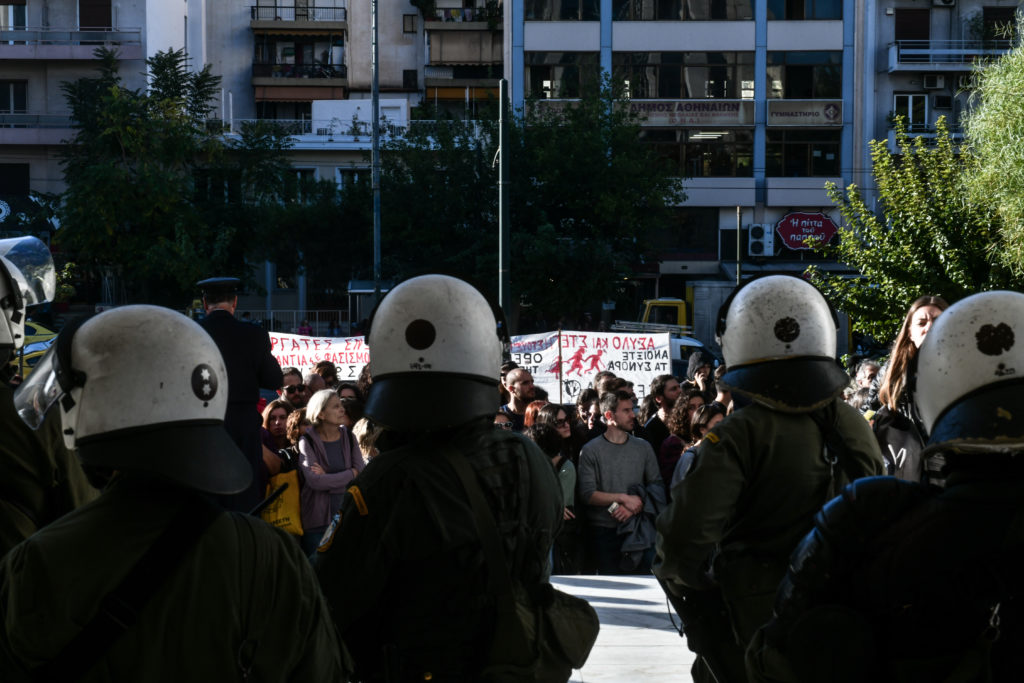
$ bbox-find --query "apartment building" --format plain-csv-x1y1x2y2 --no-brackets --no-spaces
504,0,859,300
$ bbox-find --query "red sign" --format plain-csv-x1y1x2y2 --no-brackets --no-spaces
775,212,839,251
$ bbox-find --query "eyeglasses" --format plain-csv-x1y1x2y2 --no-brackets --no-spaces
494,422,514,430
284,384,306,394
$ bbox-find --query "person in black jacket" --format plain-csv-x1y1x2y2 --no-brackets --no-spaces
197,277,283,512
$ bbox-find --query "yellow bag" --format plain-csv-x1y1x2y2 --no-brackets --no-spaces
260,471,304,536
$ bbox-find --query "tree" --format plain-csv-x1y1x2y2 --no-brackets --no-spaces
365,76,685,326
51,48,300,306
809,117,1013,341
962,28,1024,276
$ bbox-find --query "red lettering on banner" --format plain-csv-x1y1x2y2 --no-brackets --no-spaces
611,337,622,350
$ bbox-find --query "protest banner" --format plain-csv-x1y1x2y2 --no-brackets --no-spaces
510,330,671,404
270,332,369,381
270,329,670,404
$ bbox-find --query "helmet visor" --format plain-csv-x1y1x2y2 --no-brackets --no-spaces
0,236,56,306
13,344,64,429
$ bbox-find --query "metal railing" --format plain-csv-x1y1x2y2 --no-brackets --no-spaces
250,5,347,21
0,26,142,45
237,309,351,336
252,62,347,79
889,39,1011,67
0,113,73,127
229,117,406,138
429,6,502,22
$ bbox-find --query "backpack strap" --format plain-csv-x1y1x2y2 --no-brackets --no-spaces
32,495,222,682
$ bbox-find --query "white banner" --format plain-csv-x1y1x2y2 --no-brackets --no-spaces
269,332,370,381
510,330,672,404
269,329,671,404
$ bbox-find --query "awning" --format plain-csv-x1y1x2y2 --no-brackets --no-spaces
255,85,347,101
426,86,499,100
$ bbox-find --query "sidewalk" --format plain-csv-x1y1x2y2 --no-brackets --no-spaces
551,575,696,682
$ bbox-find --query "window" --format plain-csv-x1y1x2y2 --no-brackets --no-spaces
403,69,418,89
767,51,841,99
613,0,752,21
525,0,599,21
0,4,27,31
649,208,719,259
525,52,600,98
0,81,26,114
613,52,754,99
336,167,367,189
894,9,929,42
767,0,841,20
765,129,840,176
639,128,753,177
403,13,417,32
893,93,928,131
0,163,29,196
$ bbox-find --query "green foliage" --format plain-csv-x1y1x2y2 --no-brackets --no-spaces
50,48,314,305
362,76,685,324
810,116,1013,341
963,27,1024,276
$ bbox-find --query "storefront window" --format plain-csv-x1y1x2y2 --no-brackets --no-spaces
525,53,601,98
525,0,600,21
639,128,753,177
613,0,752,21
614,52,754,99
765,129,841,176
767,0,842,20
767,51,841,99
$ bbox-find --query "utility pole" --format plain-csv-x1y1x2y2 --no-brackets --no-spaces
736,205,742,285
498,79,511,320
371,0,382,303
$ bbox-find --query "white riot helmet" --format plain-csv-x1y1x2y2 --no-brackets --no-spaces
716,275,848,412
916,291,1024,457
365,274,504,431
14,305,251,494
0,236,56,354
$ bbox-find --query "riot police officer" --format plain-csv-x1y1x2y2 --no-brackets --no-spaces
0,236,95,556
315,274,563,681
2,305,347,681
654,275,883,682
748,290,1024,682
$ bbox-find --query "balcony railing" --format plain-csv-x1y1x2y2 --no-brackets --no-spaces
428,5,502,22
0,113,74,127
887,125,964,152
252,62,347,79
888,39,1011,71
0,26,142,45
250,5,347,21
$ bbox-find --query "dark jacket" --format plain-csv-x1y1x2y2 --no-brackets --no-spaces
316,419,562,682
199,309,283,511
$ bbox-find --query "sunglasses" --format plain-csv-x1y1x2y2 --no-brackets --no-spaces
555,418,569,427
494,421,515,430
284,384,307,394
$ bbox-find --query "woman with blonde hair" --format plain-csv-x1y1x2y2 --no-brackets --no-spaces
871,295,949,483
298,389,364,554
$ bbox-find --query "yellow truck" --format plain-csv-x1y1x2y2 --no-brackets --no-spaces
612,298,719,377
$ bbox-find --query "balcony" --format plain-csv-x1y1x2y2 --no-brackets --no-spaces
250,5,347,30
252,63,348,100
887,40,1011,72
226,118,409,150
0,114,74,144
886,125,964,154
426,5,502,29
0,27,143,60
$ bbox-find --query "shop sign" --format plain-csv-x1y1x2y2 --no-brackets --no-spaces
775,212,839,250
630,100,755,127
767,100,843,126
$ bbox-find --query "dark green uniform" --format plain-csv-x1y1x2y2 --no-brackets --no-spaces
316,419,562,682
0,382,97,557
0,475,346,682
655,398,883,678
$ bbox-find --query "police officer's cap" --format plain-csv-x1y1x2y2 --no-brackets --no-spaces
197,277,241,299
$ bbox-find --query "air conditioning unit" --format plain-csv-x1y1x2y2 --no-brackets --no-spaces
934,94,953,109
932,0,955,7
923,74,945,89
748,224,774,257
957,74,974,90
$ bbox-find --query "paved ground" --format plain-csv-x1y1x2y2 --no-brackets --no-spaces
551,575,696,682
